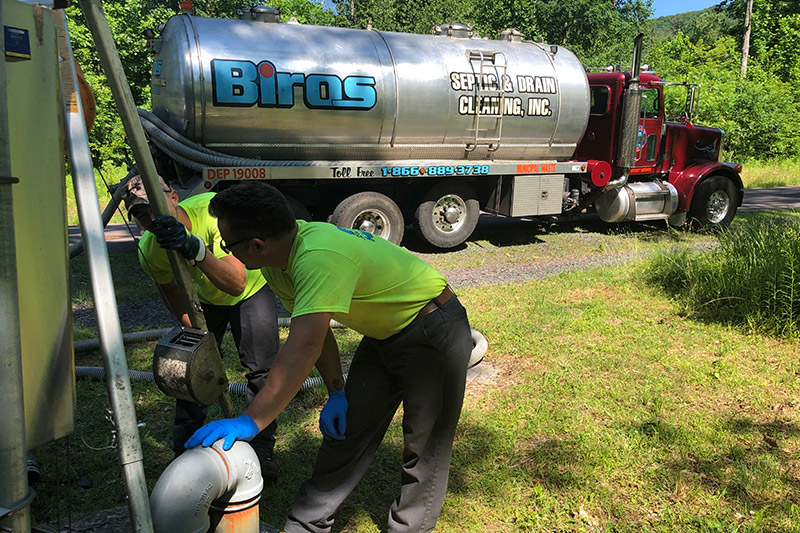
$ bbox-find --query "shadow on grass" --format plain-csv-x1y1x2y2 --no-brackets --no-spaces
647,415,800,509
265,415,583,532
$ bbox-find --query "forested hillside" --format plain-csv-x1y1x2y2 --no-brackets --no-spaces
67,0,799,164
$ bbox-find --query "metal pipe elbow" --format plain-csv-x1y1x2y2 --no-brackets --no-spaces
150,441,263,533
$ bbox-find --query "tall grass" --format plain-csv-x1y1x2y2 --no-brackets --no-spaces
738,158,800,189
645,214,800,338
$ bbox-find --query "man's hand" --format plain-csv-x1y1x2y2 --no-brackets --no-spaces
319,391,347,441
151,215,206,263
185,413,260,450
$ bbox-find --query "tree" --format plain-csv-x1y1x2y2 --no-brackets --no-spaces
334,0,652,66
646,29,800,160
720,0,800,81
740,0,752,77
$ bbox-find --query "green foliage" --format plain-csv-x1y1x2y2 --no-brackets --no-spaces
721,0,800,81
649,6,736,43
645,214,800,338
333,0,652,66
66,0,175,165
646,28,800,160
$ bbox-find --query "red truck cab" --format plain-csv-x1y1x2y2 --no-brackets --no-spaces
576,71,743,228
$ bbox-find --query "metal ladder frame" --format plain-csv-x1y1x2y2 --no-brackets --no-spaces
465,50,508,152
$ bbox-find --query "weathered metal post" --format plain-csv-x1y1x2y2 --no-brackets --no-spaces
55,10,154,532
0,1,32,529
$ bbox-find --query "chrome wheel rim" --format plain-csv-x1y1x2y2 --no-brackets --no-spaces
431,194,467,233
706,190,730,224
353,209,391,237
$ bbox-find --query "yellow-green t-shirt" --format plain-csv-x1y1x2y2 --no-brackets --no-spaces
262,221,447,340
137,192,266,306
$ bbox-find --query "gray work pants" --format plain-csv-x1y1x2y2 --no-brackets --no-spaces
285,295,472,533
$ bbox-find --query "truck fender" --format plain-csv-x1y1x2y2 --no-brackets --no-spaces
668,162,743,213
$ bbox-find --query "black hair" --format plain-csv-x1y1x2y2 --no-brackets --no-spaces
209,182,297,240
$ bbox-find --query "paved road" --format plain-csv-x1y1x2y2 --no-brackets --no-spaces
737,185,800,213
68,186,800,255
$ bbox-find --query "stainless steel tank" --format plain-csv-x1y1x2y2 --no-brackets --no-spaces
151,14,590,161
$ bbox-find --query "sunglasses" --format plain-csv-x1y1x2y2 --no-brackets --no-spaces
221,235,261,254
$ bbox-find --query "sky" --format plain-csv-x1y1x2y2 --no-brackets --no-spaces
650,0,722,18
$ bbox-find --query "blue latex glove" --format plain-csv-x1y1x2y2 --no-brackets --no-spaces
151,215,206,262
185,413,260,450
319,391,347,441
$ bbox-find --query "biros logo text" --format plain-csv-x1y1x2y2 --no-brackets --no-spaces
211,59,377,110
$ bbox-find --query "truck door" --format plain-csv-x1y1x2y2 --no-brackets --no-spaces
634,86,663,170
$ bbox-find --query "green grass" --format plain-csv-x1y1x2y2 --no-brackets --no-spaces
645,212,800,339
739,159,800,189
35,214,800,531
66,163,131,225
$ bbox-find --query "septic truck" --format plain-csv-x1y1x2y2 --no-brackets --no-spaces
140,5,742,249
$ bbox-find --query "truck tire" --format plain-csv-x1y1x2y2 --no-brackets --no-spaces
330,192,405,245
414,180,479,249
689,175,738,230
284,194,312,221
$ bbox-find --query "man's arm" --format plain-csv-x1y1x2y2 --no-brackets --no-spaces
194,252,247,296
149,215,247,296
158,281,191,327
316,327,345,393
244,312,335,431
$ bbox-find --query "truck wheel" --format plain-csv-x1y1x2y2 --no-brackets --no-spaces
414,180,479,249
284,194,312,221
330,192,405,245
689,175,738,230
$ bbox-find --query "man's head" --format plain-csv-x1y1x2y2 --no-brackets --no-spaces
208,182,297,269
123,175,178,230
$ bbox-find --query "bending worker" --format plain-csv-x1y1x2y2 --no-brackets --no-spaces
186,181,473,532
123,175,280,479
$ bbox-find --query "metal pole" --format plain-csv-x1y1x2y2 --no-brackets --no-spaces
76,0,236,418
0,0,32,529
55,11,154,533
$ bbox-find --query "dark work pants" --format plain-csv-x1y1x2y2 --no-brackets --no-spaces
285,296,472,533
172,284,280,454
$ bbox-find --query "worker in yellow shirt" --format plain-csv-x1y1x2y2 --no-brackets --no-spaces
186,181,472,532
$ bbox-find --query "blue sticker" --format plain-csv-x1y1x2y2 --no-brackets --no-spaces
4,26,31,60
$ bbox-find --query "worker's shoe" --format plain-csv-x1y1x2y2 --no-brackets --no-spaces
253,447,281,481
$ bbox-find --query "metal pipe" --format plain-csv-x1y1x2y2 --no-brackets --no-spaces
77,0,236,419
605,33,644,192
55,11,154,532
150,441,263,533
0,2,31,526
76,365,348,395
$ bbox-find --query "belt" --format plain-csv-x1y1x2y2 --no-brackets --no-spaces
413,286,455,323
